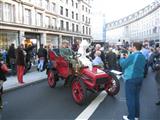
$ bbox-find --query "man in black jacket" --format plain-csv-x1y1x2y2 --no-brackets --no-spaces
8,43,16,75
37,44,47,72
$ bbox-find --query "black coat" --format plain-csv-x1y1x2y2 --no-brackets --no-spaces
8,46,16,59
16,48,25,66
106,51,117,70
155,70,160,84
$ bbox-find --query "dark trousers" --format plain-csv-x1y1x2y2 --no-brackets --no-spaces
125,78,143,120
144,60,148,77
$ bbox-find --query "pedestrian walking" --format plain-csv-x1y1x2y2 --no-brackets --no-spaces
120,42,146,120
37,44,47,72
16,44,26,84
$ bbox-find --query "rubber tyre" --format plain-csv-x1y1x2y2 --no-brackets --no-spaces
48,70,57,88
105,74,120,96
72,77,87,105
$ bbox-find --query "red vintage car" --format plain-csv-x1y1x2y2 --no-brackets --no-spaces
47,49,120,105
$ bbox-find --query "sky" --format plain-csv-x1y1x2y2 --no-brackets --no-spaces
91,0,157,40
92,0,156,23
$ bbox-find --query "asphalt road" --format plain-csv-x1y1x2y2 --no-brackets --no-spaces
2,70,160,120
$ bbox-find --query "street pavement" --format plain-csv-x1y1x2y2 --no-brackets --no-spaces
3,70,47,92
1,69,160,120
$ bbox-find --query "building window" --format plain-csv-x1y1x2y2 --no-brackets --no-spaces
71,0,74,7
86,26,88,35
88,9,90,13
0,31,18,49
82,15,84,22
76,13,78,20
45,16,50,28
36,13,42,26
44,0,49,11
66,9,68,17
89,28,91,35
51,2,56,12
4,3,15,22
86,7,87,12
72,23,75,32
82,5,84,10
72,11,74,19
51,18,56,28
60,20,64,30
86,16,87,23
66,21,69,31
88,18,90,24
24,8,31,25
76,3,78,8
76,24,79,32
66,0,68,4
60,6,63,15
83,26,85,34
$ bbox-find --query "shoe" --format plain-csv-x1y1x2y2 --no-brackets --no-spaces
37,68,39,71
123,116,139,120
19,82,25,84
123,116,129,120
135,118,139,120
156,101,160,105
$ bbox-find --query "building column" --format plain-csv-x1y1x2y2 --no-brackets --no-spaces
58,34,62,48
72,36,75,44
19,31,25,45
41,33,46,45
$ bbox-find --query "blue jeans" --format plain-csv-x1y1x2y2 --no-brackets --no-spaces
125,78,143,120
38,59,44,71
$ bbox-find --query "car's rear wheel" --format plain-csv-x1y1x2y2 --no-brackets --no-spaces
48,70,57,88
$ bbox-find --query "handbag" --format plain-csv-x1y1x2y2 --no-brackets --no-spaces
0,63,9,73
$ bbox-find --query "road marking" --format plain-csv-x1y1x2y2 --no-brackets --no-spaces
75,90,107,120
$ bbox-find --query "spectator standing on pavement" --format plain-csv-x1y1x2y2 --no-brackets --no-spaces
120,42,146,120
37,44,47,72
141,44,150,78
16,44,26,84
0,57,8,109
154,47,160,105
155,69,160,105
1,49,7,63
8,43,16,75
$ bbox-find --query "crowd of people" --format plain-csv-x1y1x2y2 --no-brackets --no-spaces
0,40,160,119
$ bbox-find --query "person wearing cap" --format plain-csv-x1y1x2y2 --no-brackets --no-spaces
60,40,73,60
